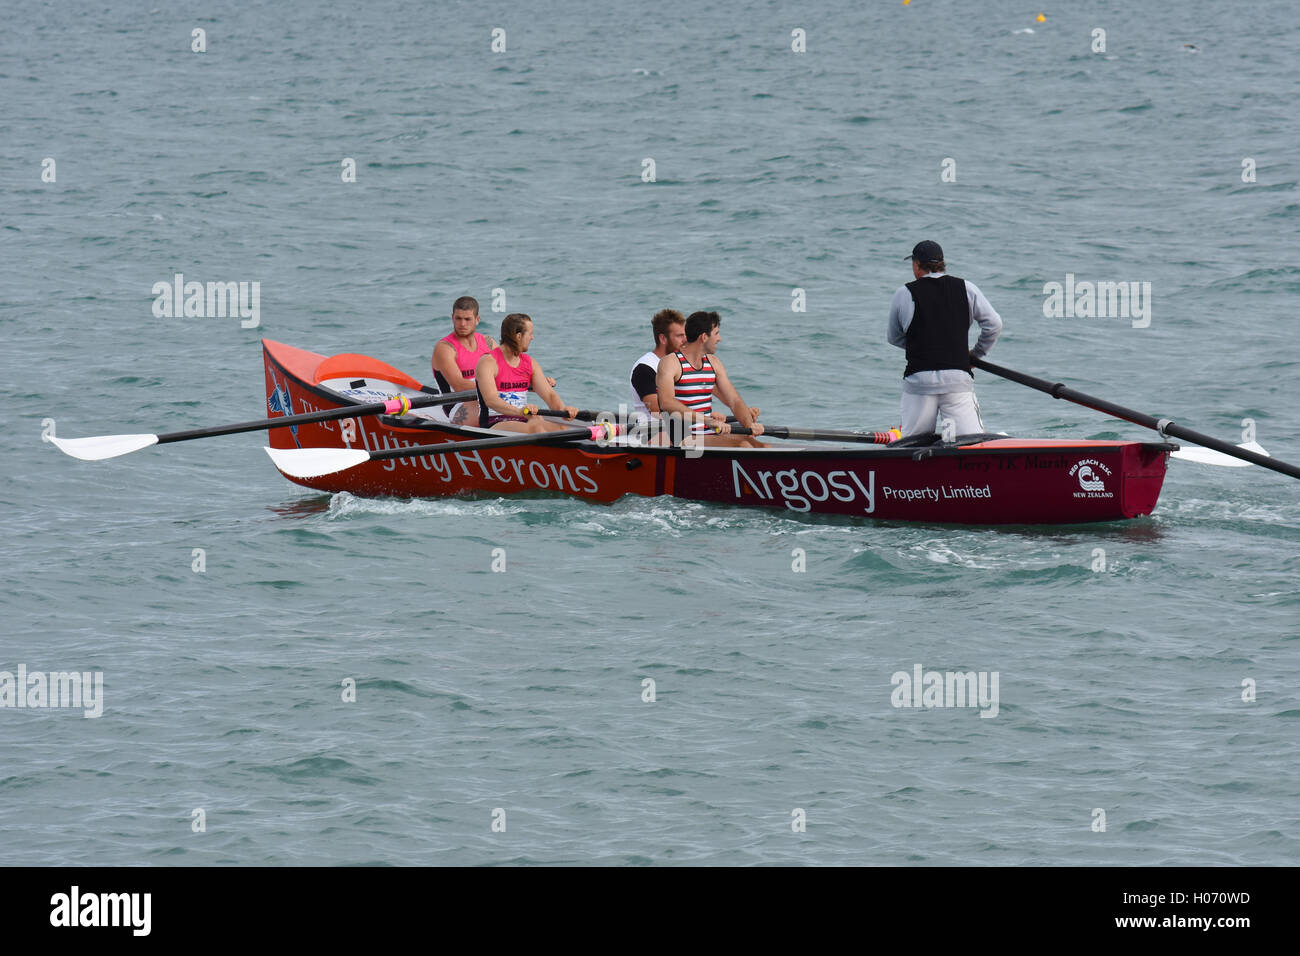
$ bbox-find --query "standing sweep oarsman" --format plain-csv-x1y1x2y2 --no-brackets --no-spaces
887,240,1002,438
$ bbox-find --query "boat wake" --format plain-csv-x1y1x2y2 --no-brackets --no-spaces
1159,495,1300,529
324,491,531,520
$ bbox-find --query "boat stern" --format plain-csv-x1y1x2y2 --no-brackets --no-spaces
1118,441,1172,518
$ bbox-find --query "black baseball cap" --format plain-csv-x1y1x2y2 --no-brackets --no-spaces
906,240,944,262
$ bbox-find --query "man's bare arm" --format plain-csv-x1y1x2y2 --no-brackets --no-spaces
656,354,697,419
531,361,576,418
434,341,472,391
710,356,761,432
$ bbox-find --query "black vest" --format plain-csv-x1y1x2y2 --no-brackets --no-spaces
903,275,972,378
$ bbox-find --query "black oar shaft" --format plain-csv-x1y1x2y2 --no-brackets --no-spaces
155,390,474,445
365,425,599,461
728,425,898,444
530,409,599,421
973,357,1300,481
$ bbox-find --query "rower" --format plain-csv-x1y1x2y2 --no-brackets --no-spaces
432,296,495,424
887,240,1002,438
629,309,687,419
474,313,579,433
655,310,764,448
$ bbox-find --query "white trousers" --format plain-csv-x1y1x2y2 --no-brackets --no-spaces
900,391,985,438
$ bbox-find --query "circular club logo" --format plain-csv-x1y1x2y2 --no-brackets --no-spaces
1069,458,1114,498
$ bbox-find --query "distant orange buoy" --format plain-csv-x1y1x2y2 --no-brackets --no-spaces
1036,13,1046,22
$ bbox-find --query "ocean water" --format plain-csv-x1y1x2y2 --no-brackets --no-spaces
2,0,1298,865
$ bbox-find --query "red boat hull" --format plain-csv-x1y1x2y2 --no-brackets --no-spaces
263,339,1171,524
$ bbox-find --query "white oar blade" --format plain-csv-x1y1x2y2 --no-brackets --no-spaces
264,446,371,479
1171,441,1270,468
49,433,159,461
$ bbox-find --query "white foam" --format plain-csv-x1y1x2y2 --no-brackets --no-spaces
324,492,529,520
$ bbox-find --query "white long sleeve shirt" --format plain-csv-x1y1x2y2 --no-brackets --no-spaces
887,272,1002,395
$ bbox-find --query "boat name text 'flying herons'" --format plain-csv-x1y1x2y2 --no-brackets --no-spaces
353,414,600,491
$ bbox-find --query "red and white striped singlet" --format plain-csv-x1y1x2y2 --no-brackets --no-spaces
674,350,715,434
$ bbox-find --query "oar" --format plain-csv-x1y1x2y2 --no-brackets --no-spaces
264,423,624,479
50,390,475,461
971,357,1300,481
726,425,902,444
1166,442,1270,468
527,408,601,422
